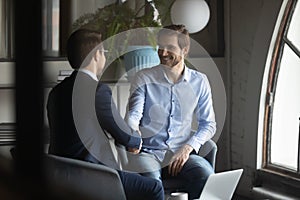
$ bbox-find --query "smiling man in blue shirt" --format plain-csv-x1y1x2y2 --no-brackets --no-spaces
126,25,216,199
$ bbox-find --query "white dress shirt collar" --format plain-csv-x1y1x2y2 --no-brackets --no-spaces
79,69,98,81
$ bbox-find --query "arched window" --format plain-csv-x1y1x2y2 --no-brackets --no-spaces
260,0,300,193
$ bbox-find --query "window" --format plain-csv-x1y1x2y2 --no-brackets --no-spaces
0,0,14,60
0,0,70,60
261,0,300,190
42,0,60,57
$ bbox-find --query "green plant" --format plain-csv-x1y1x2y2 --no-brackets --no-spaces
72,1,162,44
72,1,168,78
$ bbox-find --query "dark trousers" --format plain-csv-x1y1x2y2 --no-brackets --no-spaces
141,153,214,200
118,170,164,200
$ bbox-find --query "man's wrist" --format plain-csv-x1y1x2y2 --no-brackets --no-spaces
183,144,193,153
186,139,202,153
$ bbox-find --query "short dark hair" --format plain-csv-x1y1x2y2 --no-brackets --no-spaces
67,29,102,69
157,24,190,53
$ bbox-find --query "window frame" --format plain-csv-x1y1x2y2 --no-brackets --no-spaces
42,0,71,60
258,0,300,193
0,0,14,61
42,0,60,57
0,0,71,61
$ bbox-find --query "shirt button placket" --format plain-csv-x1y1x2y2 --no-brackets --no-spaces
168,85,173,136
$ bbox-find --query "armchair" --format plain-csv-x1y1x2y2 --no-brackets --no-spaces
43,139,217,200
44,154,126,200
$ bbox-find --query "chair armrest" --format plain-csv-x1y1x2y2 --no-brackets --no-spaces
103,130,129,169
198,139,217,170
45,154,126,200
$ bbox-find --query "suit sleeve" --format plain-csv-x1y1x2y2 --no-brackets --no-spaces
95,84,141,148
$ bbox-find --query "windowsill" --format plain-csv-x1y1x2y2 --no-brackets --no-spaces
253,169,300,199
252,186,300,200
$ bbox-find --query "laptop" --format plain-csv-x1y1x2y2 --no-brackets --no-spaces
197,169,243,200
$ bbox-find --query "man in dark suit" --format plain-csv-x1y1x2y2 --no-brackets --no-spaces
47,29,164,200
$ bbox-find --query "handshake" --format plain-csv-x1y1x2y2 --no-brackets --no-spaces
127,129,142,154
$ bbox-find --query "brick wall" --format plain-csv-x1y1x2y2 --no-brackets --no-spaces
226,0,283,196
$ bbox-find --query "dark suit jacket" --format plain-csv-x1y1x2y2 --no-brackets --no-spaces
47,71,141,164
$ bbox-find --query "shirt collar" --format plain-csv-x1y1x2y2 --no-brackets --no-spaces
159,64,191,83
79,69,98,81
182,65,191,82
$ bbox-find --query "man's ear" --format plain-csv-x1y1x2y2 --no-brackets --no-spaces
94,50,100,62
182,47,188,57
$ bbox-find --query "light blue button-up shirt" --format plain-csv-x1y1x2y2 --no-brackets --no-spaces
126,65,216,161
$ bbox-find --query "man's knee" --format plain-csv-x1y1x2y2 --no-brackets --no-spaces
153,179,163,189
141,178,164,200
141,170,162,182
184,155,214,179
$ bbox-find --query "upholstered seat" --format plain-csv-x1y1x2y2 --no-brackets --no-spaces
44,154,126,200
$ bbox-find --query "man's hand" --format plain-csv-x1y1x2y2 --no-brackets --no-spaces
168,144,193,176
128,147,140,154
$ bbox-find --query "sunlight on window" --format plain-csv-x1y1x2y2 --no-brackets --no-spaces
52,0,59,51
42,0,59,56
0,0,6,58
270,44,300,170
287,1,300,51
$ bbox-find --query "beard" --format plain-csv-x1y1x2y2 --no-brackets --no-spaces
159,54,181,68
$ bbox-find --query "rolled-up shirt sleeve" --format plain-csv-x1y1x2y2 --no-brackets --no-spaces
187,75,216,153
